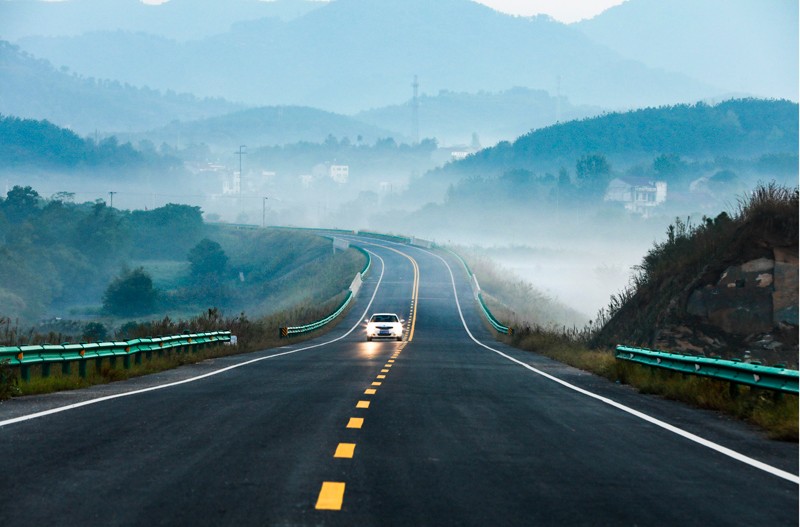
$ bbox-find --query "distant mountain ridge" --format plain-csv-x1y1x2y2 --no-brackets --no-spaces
0,41,241,134
354,87,603,147
449,99,799,176
15,0,717,113
0,0,324,41
135,106,401,151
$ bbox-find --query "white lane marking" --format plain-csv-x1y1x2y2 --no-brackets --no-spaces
427,249,799,485
0,251,387,429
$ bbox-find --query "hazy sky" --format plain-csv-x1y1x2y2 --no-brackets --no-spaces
137,0,628,24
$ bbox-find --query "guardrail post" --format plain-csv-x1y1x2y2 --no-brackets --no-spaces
20,365,30,382
95,357,103,374
62,362,71,376
109,356,117,370
79,360,87,378
729,382,739,399
123,355,131,370
41,363,51,379
135,352,142,365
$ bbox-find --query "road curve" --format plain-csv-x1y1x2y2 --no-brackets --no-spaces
0,236,796,526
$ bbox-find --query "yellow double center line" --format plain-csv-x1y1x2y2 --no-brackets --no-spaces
315,246,420,512
389,245,419,343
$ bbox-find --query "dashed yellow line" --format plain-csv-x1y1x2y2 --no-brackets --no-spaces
334,443,356,459
380,246,419,342
315,482,346,510
316,245,419,514
347,417,364,429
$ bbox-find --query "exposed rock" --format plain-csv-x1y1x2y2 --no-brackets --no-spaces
773,247,799,326
689,261,776,334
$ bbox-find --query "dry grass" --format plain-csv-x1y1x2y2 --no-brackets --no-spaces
3,295,356,398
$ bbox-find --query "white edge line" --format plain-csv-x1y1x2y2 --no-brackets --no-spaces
427,248,800,486
0,250,387,429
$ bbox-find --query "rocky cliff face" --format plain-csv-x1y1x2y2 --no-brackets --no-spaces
593,184,798,368
656,247,798,365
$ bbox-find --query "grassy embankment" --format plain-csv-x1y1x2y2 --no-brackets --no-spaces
0,231,366,399
462,183,798,440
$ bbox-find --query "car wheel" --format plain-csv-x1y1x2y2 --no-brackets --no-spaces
367,337,372,341
397,336,402,341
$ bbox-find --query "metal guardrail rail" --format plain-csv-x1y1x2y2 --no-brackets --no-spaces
280,246,371,338
281,291,354,337
477,293,513,335
0,331,232,381
615,345,799,395
446,248,513,336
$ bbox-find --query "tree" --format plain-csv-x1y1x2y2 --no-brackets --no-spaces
82,322,108,343
188,239,228,278
103,267,157,316
1,186,41,224
575,153,612,197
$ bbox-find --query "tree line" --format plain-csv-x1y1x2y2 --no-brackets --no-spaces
0,114,178,169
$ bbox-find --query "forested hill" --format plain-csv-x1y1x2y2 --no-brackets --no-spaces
450,99,798,176
0,115,174,170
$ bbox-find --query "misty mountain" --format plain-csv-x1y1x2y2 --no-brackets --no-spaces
0,41,241,135
448,99,799,177
0,0,324,41
355,87,603,147
405,98,799,206
575,0,798,102
15,0,717,113
135,106,401,151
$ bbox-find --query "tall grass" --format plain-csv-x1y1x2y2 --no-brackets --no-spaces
0,293,356,399
592,181,798,351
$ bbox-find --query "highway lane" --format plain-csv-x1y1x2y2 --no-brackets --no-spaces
0,237,797,526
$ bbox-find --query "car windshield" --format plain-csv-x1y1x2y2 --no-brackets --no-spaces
371,315,398,323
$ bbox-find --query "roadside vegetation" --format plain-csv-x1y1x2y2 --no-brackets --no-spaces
0,186,366,399
0,286,357,399
463,182,799,441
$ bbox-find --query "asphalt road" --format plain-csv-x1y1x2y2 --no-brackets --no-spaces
0,237,797,526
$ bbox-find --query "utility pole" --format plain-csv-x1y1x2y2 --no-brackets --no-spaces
108,191,116,208
234,145,246,210
262,197,268,228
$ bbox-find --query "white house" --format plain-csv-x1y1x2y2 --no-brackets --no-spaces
329,165,349,184
605,177,667,215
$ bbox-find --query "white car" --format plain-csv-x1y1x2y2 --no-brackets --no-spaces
365,313,404,341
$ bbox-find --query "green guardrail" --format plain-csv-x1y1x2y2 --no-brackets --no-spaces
356,230,412,244
615,345,799,395
281,291,354,338
355,246,371,276
0,331,232,382
446,247,512,336
477,293,513,335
